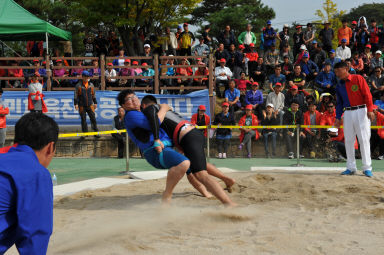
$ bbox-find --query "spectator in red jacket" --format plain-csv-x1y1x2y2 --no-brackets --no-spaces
26,41,43,57
0,88,9,147
191,105,210,137
238,104,259,158
303,101,322,158
7,61,23,88
371,105,384,159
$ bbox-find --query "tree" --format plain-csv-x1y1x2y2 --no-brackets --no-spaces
15,0,84,55
71,0,201,55
190,0,275,45
314,0,346,50
343,3,384,24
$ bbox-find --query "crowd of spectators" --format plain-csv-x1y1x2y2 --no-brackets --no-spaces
2,17,384,161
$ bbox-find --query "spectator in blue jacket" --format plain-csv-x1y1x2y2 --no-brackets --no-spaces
299,52,319,82
225,79,241,116
245,81,264,118
315,61,337,94
325,49,341,70
263,20,276,50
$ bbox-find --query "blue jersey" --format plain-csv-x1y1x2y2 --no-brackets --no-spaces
0,145,53,254
124,110,171,151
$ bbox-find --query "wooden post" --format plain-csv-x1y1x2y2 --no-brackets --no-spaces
208,54,215,119
100,55,106,90
154,54,159,94
46,55,52,91
208,54,214,96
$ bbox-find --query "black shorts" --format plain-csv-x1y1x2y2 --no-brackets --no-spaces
179,128,207,174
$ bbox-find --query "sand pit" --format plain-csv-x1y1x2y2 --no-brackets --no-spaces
6,170,384,255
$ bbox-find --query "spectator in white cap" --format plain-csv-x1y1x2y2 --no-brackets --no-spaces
336,38,351,61
370,50,383,74
261,103,278,157
139,44,153,66
294,44,308,65
277,24,290,51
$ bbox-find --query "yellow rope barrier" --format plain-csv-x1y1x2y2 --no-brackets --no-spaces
58,125,384,138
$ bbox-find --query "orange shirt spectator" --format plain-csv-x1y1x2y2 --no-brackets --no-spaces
337,22,352,45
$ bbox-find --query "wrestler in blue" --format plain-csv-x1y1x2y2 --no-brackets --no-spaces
140,95,236,207
117,89,190,204
0,113,58,254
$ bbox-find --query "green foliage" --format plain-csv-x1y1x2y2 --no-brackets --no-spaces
191,0,275,42
343,3,384,24
314,0,345,50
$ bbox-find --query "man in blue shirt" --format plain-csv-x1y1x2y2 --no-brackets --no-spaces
315,62,337,94
268,65,286,91
224,80,241,116
245,82,264,118
117,89,190,204
0,113,58,254
300,53,319,82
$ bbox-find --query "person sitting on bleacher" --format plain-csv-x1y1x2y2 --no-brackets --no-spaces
136,63,155,92
250,57,267,89
193,61,209,89
7,61,23,88
315,61,337,95
215,58,232,98
288,64,309,96
351,51,364,74
225,80,241,116
105,62,117,87
238,105,260,158
299,52,319,83
118,59,135,87
175,58,193,94
52,59,69,87
245,81,263,118
325,49,341,70
268,65,286,91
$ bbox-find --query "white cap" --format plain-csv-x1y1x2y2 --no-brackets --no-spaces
327,128,338,134
266,103,274,108
376,50,382,55
144,44,151,48
283,24,289,28
300,44,307,50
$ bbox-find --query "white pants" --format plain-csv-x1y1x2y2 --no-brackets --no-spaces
343,107,371,171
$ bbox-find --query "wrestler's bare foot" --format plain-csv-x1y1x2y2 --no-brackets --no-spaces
224,178,236,193
161,192,172,206
225,201,238,208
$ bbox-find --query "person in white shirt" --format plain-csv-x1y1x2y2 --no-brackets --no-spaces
266,82,285,124
215,58,233,98
105,62,117,87
335,38,351,61
163,27,178,56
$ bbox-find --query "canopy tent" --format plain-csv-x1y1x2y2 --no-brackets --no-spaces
0,0,72,43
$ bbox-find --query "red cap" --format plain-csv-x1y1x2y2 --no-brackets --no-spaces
183,23,188,26
296,25,302,29
222,102,229,107
198,105,206,111
33,72,40,77
132,61,139,65
142,62,148,66
275,82,282,87
290,85,298,90
352,21,357,25
220,58,226,63
56,59,62,62
252,82,259,86
249,43,255,47
107,63,113,66
239,44,245,49
373,105,378,110
245,105,253,110
124,59,131,63
42,61,46,65
366,44,372,48
33,59,39,63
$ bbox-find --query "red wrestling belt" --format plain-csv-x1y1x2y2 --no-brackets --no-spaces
173,120,192,152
